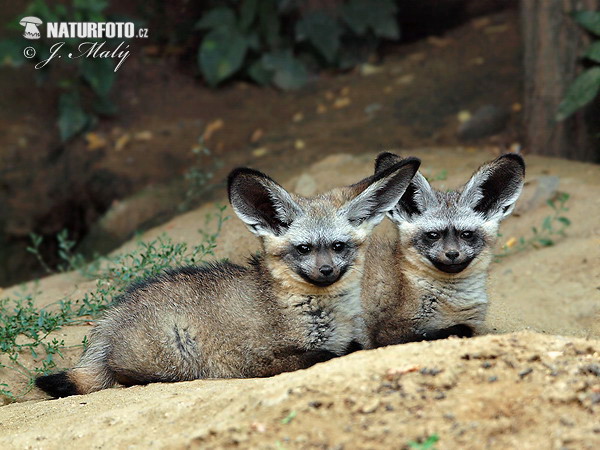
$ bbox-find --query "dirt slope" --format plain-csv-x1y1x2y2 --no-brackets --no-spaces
1,332,599,449
0,149,599,448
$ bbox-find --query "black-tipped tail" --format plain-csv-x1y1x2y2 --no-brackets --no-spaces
35,372,78,398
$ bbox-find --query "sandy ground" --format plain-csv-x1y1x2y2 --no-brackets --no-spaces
1,332,599,449
1,149,599,448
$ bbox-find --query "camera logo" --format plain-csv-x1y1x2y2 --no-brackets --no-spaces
20,16,42,40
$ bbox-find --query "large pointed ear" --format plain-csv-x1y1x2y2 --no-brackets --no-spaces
228,168,303,237
374,152,403,173
342,157,421,228
459,153,525,221
374,152,436,223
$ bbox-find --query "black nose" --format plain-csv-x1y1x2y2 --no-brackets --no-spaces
319,265,334,276
445,250,459,261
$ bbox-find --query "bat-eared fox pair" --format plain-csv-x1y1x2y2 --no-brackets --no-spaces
36,152,525,398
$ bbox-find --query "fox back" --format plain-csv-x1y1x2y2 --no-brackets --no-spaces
362,153,525,346
36,159,420,397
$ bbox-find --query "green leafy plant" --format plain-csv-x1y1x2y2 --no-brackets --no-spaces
280,410,297,424
56,229,87,272
27,229,92,276
557,11,600,120
0,0,130,141
0,206,227,402
26,233,53,275
0,285,75,401
495,192,571,259
195,0,400,89
407,434,439,450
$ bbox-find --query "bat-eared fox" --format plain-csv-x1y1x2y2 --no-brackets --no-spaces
362,152,525,347
36,158,420,397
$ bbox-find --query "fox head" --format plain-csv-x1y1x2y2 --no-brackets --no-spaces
375,152,525,278
228,158,420,292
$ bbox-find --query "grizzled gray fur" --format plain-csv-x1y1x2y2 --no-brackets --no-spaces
36,158,420,397
362,152,525,346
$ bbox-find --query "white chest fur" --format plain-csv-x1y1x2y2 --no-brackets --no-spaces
288,285,366,354
409,271,488,307
405,270,489,331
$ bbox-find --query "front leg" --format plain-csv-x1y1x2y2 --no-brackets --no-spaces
344,340,364,354
255,348,339,377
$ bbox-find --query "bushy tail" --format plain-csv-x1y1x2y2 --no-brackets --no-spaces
35,370,80,397
35,337,115,398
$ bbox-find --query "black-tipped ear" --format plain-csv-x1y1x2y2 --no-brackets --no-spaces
228,168,303,237
374,152,403,174
375,153,437,223
392,171,437,221
460,153,525,221
343,157,421,227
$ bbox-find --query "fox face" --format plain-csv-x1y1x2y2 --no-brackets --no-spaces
376,153,525,277
412,218,487,274
276,217,359,288
363,152,526,346
229,158,421,291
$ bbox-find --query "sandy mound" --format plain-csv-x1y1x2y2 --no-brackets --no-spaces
1,149,599,447
1,332,599,449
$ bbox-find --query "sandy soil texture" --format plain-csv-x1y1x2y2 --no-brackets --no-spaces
1,332,599,449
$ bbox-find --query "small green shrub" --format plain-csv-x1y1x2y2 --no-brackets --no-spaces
557,11,600,120
26,233,53,275
27,229,96,276
407,434,439,450
0,205,228,401
495,192,571,260
195,0,400,89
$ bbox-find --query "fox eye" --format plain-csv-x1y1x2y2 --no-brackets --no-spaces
332,242,346,252
425,231,440,240
296,244,312,254
460,231,474,239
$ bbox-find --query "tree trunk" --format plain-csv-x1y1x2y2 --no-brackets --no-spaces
521,0,600,162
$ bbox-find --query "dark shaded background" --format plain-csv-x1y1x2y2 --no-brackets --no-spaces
0,0,597,287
